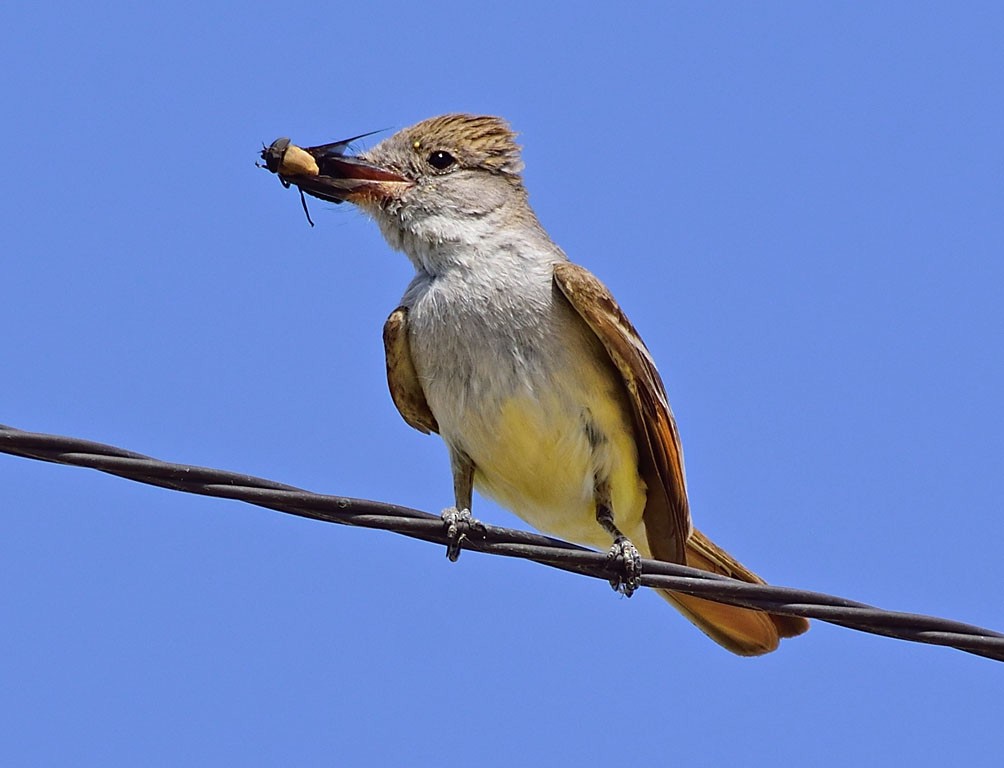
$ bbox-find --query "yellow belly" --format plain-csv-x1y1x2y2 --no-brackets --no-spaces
464,389,648,552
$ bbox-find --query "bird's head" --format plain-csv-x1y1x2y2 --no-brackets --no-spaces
363,115,529,259
358,113,523,205
264,114,542,270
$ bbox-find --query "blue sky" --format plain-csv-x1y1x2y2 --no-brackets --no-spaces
3,2,1003,765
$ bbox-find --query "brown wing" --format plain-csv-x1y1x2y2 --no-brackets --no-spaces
383,307,439,435
553,262,690,564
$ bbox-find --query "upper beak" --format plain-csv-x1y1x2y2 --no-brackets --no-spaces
259,136,412,205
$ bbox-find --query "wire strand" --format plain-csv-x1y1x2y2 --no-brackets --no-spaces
2,423,1001,662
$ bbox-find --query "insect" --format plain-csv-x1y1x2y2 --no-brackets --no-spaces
257,131,386,225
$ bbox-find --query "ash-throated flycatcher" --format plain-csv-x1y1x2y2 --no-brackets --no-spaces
262,114,808,655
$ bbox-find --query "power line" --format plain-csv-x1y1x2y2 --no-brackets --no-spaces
2,423,1001,662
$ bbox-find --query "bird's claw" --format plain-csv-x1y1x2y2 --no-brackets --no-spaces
441,507,486,561
606,536,642,597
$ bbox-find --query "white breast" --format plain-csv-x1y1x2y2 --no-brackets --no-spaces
402,257,648,550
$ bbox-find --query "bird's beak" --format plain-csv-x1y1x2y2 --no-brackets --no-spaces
259,136,412,205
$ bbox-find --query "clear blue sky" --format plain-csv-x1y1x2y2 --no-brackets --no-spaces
3,2,1002,765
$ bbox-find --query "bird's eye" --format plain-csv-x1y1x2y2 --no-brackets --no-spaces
427,150,456,171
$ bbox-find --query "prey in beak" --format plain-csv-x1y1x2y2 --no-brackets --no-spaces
258,133,412,225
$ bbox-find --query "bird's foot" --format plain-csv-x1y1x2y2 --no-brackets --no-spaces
440,507,486,562
606,536,642,597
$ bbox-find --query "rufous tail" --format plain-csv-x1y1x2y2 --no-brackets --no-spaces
658,529,809,656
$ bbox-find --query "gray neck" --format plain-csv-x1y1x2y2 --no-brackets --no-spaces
373,194,560,279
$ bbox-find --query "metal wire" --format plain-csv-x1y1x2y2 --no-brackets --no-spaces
2,422,1002,662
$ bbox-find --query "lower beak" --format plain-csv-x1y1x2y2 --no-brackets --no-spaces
260,137,412,205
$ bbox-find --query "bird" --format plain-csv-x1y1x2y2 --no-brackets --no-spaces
262,114,809,655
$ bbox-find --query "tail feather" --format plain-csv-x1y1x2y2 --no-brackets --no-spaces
658,529,809,656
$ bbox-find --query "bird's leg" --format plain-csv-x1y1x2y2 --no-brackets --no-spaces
441,447,485,561
595,477,642,597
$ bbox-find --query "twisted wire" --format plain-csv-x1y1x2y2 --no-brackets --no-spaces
2,423,1001,662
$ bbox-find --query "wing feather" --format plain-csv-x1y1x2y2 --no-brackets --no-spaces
383,307,439,435
553,262,690,564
